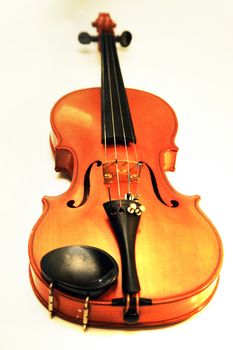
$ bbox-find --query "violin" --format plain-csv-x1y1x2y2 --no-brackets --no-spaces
28,13,223,329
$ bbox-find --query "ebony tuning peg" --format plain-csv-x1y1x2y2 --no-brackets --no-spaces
116,31,132,47
78,30,132,47
78,32,98,44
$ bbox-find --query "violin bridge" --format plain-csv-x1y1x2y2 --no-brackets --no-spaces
82,296,90,331
102,160,143,184
48,283,54,318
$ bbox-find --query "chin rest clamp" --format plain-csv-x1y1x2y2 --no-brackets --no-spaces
48,282,54,318
82,296,90,331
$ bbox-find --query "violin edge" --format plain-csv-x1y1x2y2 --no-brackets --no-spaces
28,263,221,328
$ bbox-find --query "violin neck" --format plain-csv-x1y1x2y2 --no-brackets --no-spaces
100,32,136,145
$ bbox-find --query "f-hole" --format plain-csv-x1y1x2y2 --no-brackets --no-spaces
67,160,102,208
142,162,179,208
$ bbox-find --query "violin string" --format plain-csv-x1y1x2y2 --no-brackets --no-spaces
101,35,112,200
109,34,131,195
129,118,140,197
110,34,140,198
101,35,107,163
105,33,122,204
116,42,140,196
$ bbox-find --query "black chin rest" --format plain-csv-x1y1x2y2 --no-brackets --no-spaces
40,245,118,298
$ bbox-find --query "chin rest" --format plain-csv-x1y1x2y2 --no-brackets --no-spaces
40,245,118,298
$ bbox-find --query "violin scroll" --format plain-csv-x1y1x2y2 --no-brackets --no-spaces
78,13,132,47
92,13,116,34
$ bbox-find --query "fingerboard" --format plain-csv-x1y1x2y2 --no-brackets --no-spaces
100,33,136,145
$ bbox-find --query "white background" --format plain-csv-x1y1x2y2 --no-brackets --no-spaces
1,0,233,349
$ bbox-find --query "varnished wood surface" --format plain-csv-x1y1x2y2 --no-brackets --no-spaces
2,1,233,348
28,88,223,326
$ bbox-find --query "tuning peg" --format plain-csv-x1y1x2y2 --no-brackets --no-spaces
116,31,132,47
78,32,98,44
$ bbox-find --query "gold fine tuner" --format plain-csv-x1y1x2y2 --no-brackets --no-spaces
127,203,146,216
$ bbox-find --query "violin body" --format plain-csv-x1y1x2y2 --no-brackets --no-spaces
28,15,223,329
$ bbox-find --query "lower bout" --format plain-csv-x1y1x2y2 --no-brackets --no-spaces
29,264,220,328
